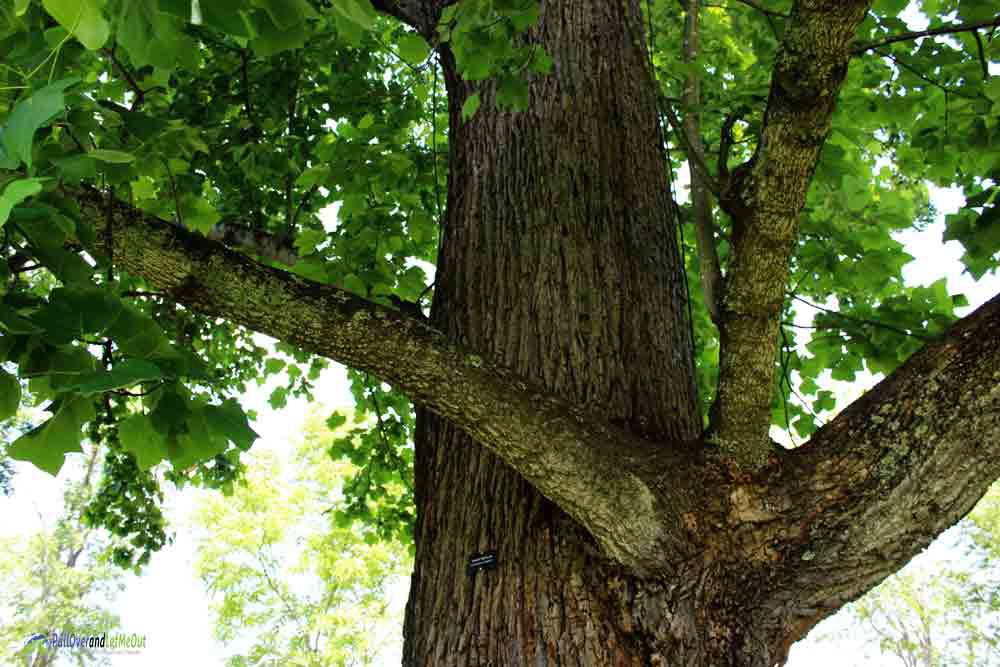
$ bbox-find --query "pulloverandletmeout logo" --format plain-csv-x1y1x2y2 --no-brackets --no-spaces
21,627,147,663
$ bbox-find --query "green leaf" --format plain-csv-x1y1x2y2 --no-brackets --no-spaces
496,76,529,111
171,406,229,469
0,304,44,334
529,50,554,75
16,216,94,284
23,346,98,395
42,0,110,50
461,93,481,121
8,397,95,475
326,412,347,430
64,359,165,395
295,164,331,189
0,369,20,422
251,16,308,57
263,358,286,374
119,413,170,469
88,149,136,164
2,78,79,168
30,286,122,343
397,33,430,63
0,178,44,228
157,0,192,19
200,0,255,37
294,228,326,253
341,273,366,294
256,0,319,30
105,306,177,360
204,399,259,451
117,0,195,71
53,154,99,182
329,0,377,30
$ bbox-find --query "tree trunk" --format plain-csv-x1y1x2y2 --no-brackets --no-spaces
403,2,766,664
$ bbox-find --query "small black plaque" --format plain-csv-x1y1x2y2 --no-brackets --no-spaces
467,550,498,576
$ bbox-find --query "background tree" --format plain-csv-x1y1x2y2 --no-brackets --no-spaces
1,0,999,664
0,445,122,667
191,412,411,667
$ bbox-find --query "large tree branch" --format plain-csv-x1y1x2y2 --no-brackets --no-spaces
711,0,871,466
728,293,1000,648
74,187,702,576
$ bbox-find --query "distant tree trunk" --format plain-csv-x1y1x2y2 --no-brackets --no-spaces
402,2,769,664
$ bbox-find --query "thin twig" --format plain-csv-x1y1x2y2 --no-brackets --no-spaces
237,50,266,231
101,45,146,110
662,103,721,194
285,55,301,234
875,48,977,100
121,290,168,299
291,184,320,228
9,262,40,274
729,0,787,18
239,50,258,126
974,30,990,81
431,54,443,218
114,384,163,398
779,327,796,446
853,17,1000,55
791,295,932,341
162,158,184,227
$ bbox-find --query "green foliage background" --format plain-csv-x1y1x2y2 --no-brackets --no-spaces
192,410,412,667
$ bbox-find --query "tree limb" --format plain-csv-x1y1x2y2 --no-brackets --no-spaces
852,17,1000,55
73,186,701,576
682,0,725,326
710,0,871,467
739,292,1000,645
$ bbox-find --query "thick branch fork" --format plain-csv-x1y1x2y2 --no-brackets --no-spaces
75,187,697,575
74,187,1000,594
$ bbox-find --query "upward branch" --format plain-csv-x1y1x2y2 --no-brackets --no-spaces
711,0,871,467
74,187,699,575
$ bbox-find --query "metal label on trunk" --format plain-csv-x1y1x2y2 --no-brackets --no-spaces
467,551,498,575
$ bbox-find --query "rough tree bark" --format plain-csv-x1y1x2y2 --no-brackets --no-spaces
402,0,714,663
73,0,1000,665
